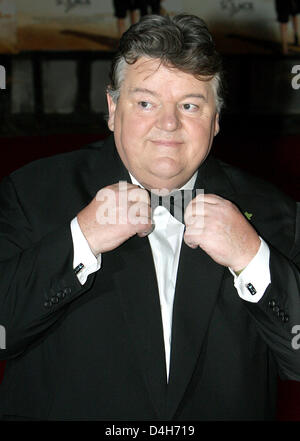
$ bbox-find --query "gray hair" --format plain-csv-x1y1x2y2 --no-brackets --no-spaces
107,14,225,113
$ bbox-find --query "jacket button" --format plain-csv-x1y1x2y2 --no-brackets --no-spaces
57,291,64,299
44,301,51,308
279,310,285,319
269,299,276,308
51,296,59,304
273,305,280,313
284,314,289,323
63,287,72,295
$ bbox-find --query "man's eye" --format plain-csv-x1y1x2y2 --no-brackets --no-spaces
138,101,152,109
182,103,198,111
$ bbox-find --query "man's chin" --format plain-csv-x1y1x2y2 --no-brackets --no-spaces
144,170,184,190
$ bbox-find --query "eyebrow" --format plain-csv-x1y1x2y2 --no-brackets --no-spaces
129,88,207,101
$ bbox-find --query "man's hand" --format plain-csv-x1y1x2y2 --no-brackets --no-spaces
184,194,261,272
77,182,153,255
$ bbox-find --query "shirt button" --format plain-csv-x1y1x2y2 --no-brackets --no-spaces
269,299,276,308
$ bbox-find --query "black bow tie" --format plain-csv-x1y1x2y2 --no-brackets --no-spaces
147,188,198,224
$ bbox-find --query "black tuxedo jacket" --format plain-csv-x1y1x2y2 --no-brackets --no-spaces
0,135,300,420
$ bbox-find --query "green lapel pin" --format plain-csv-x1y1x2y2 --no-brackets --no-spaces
244,211,253,221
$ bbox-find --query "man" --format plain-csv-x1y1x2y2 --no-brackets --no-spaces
138,0,161,16
0,14,300,421
275,0,300,54
113,0,139,38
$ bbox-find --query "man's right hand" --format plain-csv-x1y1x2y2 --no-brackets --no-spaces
77,182,153,255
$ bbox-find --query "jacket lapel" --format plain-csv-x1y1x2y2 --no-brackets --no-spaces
112,235,167,418
165,155,237,419
166,243,226,418
88,136,167,417
82,135,131,199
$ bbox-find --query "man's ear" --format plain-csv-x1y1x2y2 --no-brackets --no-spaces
106,92,116,132
214,113,220,136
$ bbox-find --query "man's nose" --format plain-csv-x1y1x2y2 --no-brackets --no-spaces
156,106,181,131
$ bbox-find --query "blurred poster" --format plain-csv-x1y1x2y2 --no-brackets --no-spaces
0,0,17,53
186,0,287,54
15,0,183,52
0,0,297,54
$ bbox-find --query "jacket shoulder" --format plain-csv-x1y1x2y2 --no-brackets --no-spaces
213,158,297,256
8,138,109,183
215,158,295,202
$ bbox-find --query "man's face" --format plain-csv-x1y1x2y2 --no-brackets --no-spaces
107,57,219,191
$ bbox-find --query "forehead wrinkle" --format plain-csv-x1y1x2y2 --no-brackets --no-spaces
129,87,160,97
181,93,207,102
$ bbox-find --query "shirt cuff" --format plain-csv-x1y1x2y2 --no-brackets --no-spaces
229,237,271,303
70,217,101,285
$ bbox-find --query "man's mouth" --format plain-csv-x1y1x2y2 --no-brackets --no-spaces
150,140,183,147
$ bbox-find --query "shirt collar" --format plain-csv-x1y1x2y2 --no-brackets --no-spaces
128,171,198,192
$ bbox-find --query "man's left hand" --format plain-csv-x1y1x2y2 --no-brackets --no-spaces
184,194,261,272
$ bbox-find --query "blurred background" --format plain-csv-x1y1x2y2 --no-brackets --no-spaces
0,0,299,420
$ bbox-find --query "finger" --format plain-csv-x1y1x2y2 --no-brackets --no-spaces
136,219,154,236
183,231,199,249
184,223,204,239
128,187,150,205
190,193,225,205
184,211,204,227
128,201,152,226
137,223,155,237
184,199,205,225
185,195,226,224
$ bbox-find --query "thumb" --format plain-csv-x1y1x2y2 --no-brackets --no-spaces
137,223,155,237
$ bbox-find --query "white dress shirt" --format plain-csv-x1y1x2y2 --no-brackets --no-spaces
70,173,271,380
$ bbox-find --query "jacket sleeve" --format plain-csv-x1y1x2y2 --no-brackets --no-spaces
244,201,300,381
0,176,94,360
